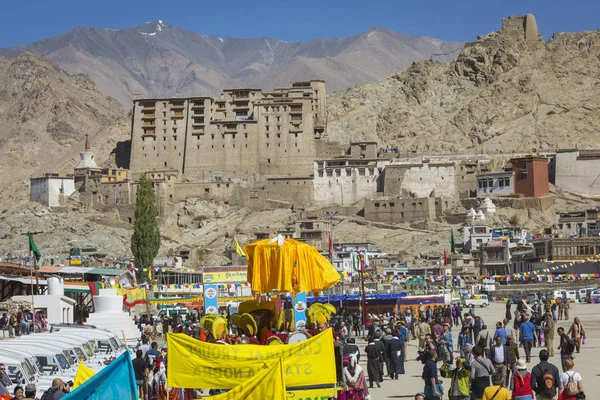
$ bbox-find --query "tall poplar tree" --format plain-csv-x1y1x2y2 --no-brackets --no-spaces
130,174,160,282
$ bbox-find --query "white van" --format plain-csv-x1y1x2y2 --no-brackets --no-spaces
588,289,600,301
464,294,490,308
53,327,122,354
563,290,577,302
14,336,89,363
0,343,73,375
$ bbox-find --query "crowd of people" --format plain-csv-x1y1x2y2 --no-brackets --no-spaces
0,309,46,337
341,298,587,400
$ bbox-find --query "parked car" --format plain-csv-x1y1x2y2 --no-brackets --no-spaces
464,294,489,308
588,289,600,301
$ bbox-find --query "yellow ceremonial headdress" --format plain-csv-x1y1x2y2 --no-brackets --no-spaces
267,336,283,345
307,303,336,327
211,317,228,340
200,314,217,331
231,313,242,329
240,313,258,336
276,308,295,332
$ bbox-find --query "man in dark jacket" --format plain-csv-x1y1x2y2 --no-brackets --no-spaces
531,349,560,400
387,330,405,379
365,338,382,387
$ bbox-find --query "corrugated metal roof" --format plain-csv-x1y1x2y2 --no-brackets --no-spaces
58,267,93,274
86,268,125,276
39,266,64,273
0,275,48,285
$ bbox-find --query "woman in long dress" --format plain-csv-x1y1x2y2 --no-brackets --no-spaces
343,354,370,400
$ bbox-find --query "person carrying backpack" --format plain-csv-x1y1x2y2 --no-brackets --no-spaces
559,358,584,400
531,349,560,400
557,327,575,372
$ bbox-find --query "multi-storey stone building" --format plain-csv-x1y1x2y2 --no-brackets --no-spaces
129,80,326,178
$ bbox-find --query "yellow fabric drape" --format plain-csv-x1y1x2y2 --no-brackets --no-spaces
73,362,96,389
244,238,340,295
206,359,285,400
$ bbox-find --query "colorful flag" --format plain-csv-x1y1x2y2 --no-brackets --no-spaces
28,233,41,262
443,250,448,266
64,350,138,399
450,230,456,254
234,237,247,257
328,235,333,260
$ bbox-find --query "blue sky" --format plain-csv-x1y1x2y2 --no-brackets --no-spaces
1,0,599,48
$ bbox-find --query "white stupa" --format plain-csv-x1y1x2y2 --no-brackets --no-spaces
478,198,496,214
85,289,141,344
466,208,477,221
74,134,99,173
474,210,486,221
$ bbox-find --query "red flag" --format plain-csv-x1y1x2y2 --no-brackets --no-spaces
328,235,333,260
444,250,448,266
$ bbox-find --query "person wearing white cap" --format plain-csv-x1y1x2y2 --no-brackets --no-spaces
512,359,534,399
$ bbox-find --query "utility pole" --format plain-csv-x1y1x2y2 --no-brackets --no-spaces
21,231,42,319
324,211,340,293
359,253,368,334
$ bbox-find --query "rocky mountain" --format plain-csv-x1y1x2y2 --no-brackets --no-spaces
0,52,129,205
327,15,600,153
0,21,463,105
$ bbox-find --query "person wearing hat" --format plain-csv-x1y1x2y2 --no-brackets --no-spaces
440,357,470,400
512,359,534,400
23,383,36,400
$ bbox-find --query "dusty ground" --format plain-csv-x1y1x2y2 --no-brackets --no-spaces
360,301,599,400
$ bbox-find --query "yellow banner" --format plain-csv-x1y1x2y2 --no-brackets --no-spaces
286,387,338,400
167,329,336,389
203,267,248,283
207,359,285,400
148,296,204,305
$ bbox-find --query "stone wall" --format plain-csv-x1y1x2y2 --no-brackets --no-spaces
555,150,600,195
364,196,450,224
383,163,456,198
30,176,76,207
313,161,385,206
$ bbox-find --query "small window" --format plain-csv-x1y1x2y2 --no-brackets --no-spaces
389,202,395,207
374,203,380,208
204,188,210,193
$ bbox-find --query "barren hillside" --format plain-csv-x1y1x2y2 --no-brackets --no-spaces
0,52,130,205
327,15,600,153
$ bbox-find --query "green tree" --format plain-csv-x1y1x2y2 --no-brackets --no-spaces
130,174,161,282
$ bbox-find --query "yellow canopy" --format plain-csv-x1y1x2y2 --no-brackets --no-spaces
244,237,340,295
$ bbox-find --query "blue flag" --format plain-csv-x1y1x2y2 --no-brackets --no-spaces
64,350,138,399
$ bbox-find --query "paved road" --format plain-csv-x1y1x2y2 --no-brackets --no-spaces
357,302,599,400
